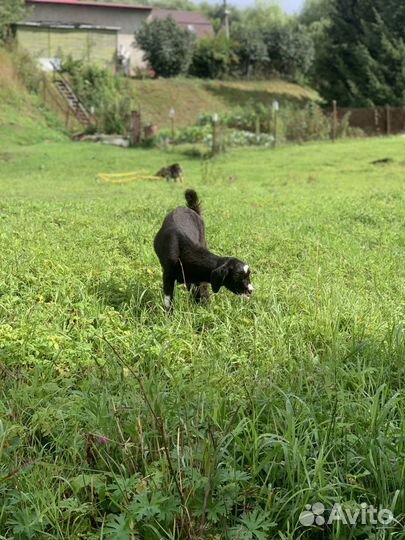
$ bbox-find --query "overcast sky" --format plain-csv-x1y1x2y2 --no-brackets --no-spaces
229,0,305,14
281,0,304,13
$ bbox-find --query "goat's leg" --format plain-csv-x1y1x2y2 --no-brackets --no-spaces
198,281,210,304
199,282,210,303
189,283,200,303
190,282,210,304
162,269,175,311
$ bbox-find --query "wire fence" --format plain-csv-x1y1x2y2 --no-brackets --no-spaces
326,105,405,136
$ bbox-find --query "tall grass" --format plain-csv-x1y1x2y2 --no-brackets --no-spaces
1,134,405,538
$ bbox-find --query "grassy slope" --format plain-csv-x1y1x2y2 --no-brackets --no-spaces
0,49,67,147
1,47,319,136
1,132,405,538
133,77,320,128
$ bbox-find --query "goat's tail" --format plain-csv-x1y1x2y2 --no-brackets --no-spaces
185,189,201,215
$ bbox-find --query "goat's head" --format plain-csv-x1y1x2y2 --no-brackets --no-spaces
211,259,254,298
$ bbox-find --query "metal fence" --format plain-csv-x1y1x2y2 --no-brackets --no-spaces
327,105,405,136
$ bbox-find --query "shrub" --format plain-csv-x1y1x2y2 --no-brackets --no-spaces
334,111,364,139
280,103,331,142
0,0,25,43
9,47,42,94
156,124,212,146
133,66,156,80
165,105,362,150
225,129,274,147
135,17,195,77
232,26,269,78
198,102,271,133
60,58,133,134
198,102,333,143
262,23,315,80
156,124,274,149
189,36,239,79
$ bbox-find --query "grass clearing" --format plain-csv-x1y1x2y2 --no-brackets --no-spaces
1,133,405,539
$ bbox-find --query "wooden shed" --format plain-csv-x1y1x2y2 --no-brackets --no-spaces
17,22,119,70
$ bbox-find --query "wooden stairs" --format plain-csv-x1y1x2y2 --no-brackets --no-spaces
51,69,95,128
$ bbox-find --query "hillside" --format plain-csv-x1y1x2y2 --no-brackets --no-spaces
0,47,320,140
132,78,321,128
0,49,66,147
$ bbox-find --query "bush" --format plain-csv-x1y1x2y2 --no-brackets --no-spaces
263,23,315,80
9,48,42,94
156,124,212,145
133,66,155,80
60,58,133,134
161,105,362,151
232,26,269,78
0,0,25,43
225,129,274,147
198,102,332,143
198,102,271,133
135,17,195,78
189,36,239,79
280,103,331,142
156,124,274,149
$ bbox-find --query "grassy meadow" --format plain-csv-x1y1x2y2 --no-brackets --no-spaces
1,132,405,539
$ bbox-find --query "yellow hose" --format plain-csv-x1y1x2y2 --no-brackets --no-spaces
96,171,162,184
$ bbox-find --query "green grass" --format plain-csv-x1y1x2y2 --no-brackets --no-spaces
132,77,320,128
0,49,67,148
1,132,405,539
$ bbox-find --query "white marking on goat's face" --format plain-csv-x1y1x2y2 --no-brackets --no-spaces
164,295,171,309
247,283,254,293
243,264,249,274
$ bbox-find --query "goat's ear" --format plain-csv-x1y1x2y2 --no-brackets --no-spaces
211,263,229,293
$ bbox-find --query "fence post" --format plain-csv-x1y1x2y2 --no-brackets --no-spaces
130,110,141,147
169,107,175,141
211,112,219,155
374,108,380,135
272,101,279,147
255,115,260,137
42,73,47,103
332,100,337,141
385,105,391,135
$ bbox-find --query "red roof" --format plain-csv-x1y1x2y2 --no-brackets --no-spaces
27,0,151,11
151,8,213,38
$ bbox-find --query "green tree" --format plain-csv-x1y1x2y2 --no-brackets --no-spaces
241,0,288,28
0,0,26,42
315,0,405,106
263,23,315,80
299,0,332,87
189,35,238,79
199,2,242,34
61,58,133,133
300,0,332,26
232,26,269,78
135,17,195,77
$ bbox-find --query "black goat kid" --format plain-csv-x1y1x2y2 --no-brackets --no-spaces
154,189,253,310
